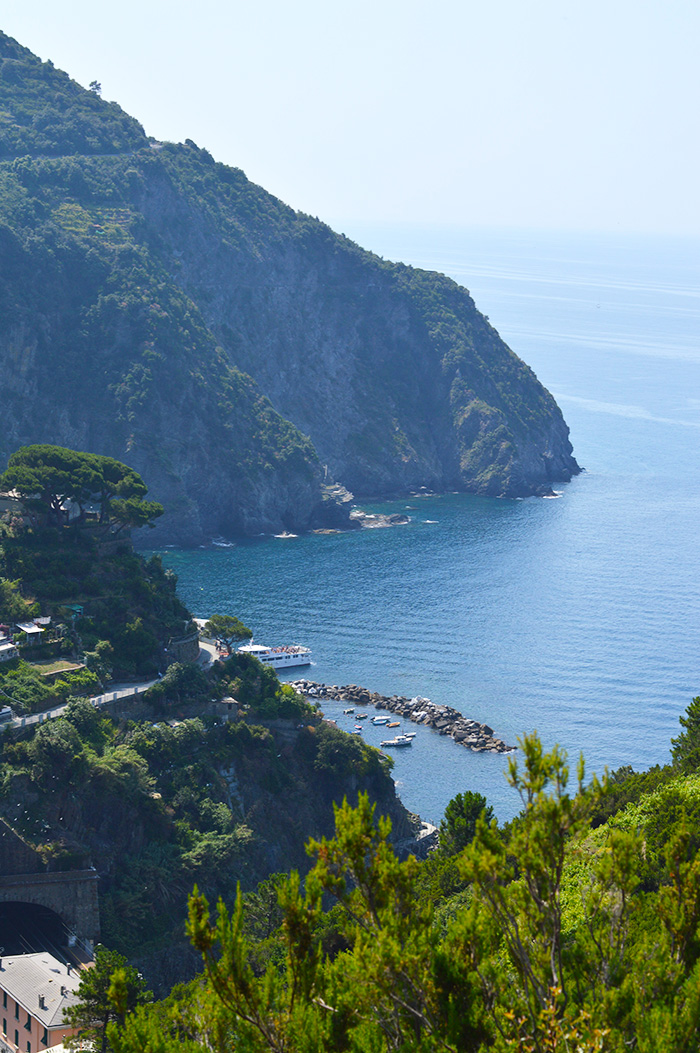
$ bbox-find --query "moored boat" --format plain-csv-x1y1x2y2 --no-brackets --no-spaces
237,642,311,668
380,735,413,748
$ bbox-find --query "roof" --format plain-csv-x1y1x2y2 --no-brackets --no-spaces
15,623,44,635
0,953,82,1028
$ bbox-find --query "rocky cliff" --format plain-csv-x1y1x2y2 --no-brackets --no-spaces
0,32,579,543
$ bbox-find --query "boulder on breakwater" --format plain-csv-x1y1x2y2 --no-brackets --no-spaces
290,680,513,754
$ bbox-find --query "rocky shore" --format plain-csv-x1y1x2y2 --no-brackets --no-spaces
290,680,514,754
349,509,411,528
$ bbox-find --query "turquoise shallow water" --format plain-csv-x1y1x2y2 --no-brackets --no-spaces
146,228,700,824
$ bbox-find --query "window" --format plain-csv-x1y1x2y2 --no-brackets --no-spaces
40,1029,47,1046
2,992,6,1009
24,1013,30,1032
14,1002,19,1020
15,1028,19,1046
26,1043,30,1053
2,1017,6,1035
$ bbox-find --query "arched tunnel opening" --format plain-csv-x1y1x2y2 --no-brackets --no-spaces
0,902,72,963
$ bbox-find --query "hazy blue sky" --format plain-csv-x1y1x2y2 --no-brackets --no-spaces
3,0,699,235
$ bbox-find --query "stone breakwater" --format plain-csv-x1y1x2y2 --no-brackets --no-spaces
290,680,514,755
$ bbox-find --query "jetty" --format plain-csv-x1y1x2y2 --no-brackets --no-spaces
290,680,514,754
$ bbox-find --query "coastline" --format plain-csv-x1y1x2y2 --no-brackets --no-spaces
290,679,514,755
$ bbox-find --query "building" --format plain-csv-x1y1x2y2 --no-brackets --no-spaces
0,642,18,664
0,954,81,1053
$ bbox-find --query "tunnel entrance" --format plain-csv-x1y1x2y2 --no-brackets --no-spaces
0,902,72,962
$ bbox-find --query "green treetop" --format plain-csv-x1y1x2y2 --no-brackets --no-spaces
1,445,163,534
438,789,494,855
65,945,152,1053
202,615,253,652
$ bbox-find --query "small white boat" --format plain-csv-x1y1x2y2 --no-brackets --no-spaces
380,735,413,748
356,712,368,720
371,716,389,725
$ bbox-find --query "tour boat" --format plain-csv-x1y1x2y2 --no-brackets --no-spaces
380,735,413,748
237,642,311,668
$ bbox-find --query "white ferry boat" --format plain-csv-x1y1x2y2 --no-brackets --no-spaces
237,642,312,669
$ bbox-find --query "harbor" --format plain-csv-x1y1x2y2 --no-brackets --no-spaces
290,680,514,755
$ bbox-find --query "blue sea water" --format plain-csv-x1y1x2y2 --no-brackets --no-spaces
147,227,700,824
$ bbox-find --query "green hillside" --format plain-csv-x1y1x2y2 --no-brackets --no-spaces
0,31,579,543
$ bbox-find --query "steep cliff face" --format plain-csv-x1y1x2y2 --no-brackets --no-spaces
137,146,579,498
0,33,579,542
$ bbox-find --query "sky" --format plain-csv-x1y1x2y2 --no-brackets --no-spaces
2,0,699,237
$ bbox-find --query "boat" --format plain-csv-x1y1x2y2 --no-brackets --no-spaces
404,731,417,739
380,735,413,748
354,724,363,731
387,721,400,728
356,712,368,720
343,707,355,714
372,716,389,725
237,642,311,668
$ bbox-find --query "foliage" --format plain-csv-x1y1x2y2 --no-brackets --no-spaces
438,789,494,855
202,614,252,651
214,651,314,719
0,532,193,679
143,661,214,707
64,944,152,1053
0,576,32,621
0,32,147,159
1,443,163,533
672,696,700,774
103,698,700,1052
0,659,100,714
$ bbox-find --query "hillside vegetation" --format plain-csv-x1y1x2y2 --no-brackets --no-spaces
0,446,191,683
102,699,700,1053
0,31,579,543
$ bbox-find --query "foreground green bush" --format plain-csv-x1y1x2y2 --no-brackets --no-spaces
108,702,700,1053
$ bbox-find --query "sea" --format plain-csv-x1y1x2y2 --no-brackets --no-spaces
146,226,700,825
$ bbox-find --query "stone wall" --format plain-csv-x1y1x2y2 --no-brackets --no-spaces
165,631,200,666
0,870,100,945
